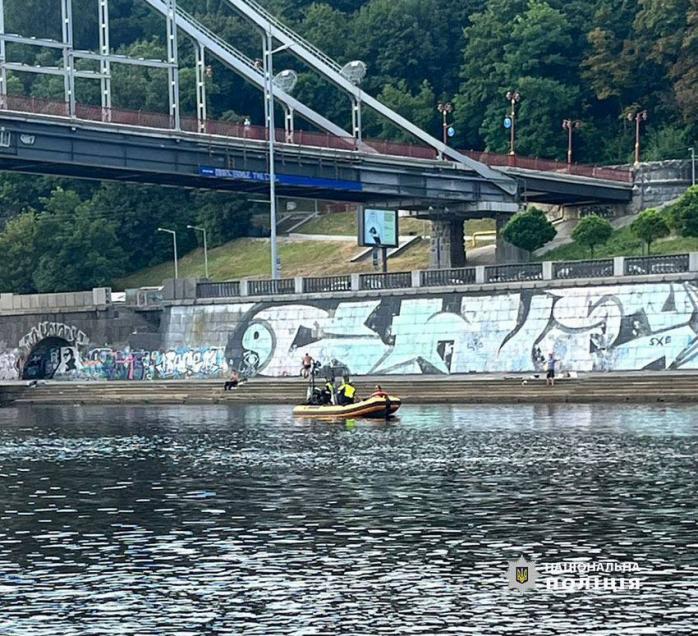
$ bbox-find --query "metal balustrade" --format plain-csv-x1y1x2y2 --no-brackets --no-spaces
121,252,698,309
359,272,412,290
624,254,690,276
421,267,476,287
196,281,241,299
485,263,544,283
554,259,614,280
303,275,352,293
248,278,296,296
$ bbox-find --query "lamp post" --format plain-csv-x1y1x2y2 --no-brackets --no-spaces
437,101,453,146
562,119,582,166
157,227,178,279
627,109,648,165
263,30,295,280
505,90,521,156
689,147,695,187
187,224,208,279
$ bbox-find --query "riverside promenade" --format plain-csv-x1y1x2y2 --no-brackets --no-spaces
3,371,698,406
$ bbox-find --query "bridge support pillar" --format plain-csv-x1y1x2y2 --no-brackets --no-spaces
495,212,529,263
429,218,465,269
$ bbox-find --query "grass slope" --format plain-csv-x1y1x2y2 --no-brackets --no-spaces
116,237,429,289
538,226,698,262
297,212,495,237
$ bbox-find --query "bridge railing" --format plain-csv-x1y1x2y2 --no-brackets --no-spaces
420,267,476,287
155,253,698,303
359,272,413,290
1,95,633,183
624,254,690,276
485,263,544,283
197,281,241,299
553,259,615,279
303,275,352,293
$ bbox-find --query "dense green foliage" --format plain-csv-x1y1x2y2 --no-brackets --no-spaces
669,185,698,237
502,207,556,254
1,0,698,291
571,214,614,257
631,209,670,254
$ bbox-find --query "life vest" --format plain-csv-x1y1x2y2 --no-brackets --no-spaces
372,390,388,398
342,383,356,399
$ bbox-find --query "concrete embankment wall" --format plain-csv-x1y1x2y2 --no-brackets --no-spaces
161,278,698,377
3,276,698,381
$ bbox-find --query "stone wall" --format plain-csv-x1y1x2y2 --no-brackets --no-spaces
631,160,693,212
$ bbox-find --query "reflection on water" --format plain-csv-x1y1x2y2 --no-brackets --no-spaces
0,404,696,634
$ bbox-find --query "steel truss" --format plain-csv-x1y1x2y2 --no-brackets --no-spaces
0,0,513,193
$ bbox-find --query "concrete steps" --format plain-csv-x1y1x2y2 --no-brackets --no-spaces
4,373,698,405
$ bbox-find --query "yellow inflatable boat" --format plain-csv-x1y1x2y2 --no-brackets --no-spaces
293,395,401,419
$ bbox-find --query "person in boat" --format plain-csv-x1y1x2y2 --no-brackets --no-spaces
337,375,357,406
320,376,335,405
224,370,240,391
371,384,388,397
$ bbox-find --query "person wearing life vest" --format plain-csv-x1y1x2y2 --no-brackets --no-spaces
337,375,357,405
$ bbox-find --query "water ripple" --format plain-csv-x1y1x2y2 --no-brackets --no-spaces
0,403,696,634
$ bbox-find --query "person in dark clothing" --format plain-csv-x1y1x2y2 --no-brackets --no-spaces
320,377,335,405
224,370,240,391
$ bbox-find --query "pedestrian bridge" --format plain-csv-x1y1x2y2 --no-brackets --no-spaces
0,97,632,208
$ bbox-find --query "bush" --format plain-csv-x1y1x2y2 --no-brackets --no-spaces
571,214,613,257
669,185,698,237
502,207,557,255
630,209,670,255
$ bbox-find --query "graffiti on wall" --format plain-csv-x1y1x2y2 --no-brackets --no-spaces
6,281,698,381
18,322,89,352
76,346,228,380
54,346,229,380
0,349,19,380
223,281,698,376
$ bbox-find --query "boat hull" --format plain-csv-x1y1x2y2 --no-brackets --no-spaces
293,395,401,419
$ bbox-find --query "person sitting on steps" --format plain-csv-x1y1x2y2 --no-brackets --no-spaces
224,370,240,391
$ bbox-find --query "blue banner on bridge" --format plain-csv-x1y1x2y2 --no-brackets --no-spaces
198,167,363,192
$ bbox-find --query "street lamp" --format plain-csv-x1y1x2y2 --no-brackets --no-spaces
562,119,582,165
187,224,208,279
505,90,521,156
263,30,296,280
437,101,454,146
689,147,695,187
157,227,178,279
627,109,648,164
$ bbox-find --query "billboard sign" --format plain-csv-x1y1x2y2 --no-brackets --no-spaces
359,208,399,248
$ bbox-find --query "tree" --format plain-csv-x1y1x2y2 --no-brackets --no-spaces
0,212,41,293
193,192,256,248
502,207,556,255
630,208,670,254
31,188,127,292
571,214,613,257
668,185,698,237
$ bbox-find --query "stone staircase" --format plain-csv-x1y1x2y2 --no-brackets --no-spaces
4,372,698,406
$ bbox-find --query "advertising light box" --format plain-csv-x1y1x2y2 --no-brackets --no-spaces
358,208,399,248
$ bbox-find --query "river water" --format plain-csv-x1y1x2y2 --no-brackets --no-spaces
0,403,696,635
